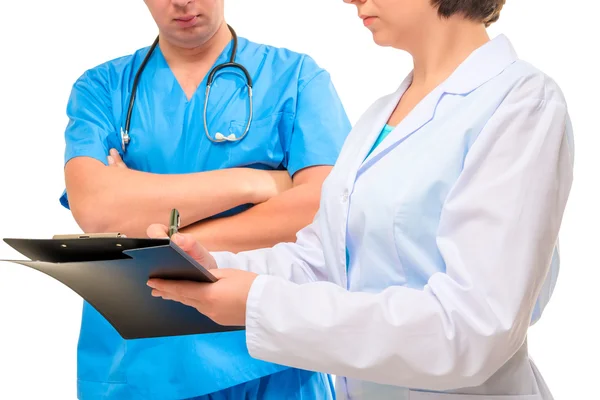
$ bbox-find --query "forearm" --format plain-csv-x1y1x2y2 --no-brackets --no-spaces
181,183,321,253
66,158,260,237
245,275,526,391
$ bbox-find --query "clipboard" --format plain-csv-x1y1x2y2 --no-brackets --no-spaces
1,234,244,340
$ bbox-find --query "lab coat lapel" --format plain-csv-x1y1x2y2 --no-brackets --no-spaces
359,83,444,174
326,85,406,280
358,34,519,175
346,76,412,176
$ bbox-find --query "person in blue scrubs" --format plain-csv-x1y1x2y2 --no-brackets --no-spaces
59,1,351,399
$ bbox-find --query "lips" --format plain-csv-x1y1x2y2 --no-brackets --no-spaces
176,15,196,22
361,16,376,27
174,14,200,28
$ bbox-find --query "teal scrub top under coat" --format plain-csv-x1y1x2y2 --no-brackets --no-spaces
59,35,351,399
346,124,395,269
369,124,395,156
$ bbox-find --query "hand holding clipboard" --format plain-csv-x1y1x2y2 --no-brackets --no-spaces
0,208,242,340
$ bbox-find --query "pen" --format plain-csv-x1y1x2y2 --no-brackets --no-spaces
168,208,180,238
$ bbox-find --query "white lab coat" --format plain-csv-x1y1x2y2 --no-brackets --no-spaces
213,35,573,399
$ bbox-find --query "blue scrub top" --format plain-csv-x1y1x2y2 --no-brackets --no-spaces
60,35,351,399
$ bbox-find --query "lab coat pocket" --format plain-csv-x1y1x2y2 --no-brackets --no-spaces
408,390,542,400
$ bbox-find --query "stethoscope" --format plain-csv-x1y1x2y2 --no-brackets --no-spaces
120,25,253,153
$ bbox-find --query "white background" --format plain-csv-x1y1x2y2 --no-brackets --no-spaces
0,1,597,398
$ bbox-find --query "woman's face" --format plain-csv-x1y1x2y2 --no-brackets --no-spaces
343,0,437,48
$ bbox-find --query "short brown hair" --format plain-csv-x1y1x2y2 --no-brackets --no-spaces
431,0,506,27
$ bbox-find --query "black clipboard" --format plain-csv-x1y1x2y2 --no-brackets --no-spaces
1,235,244,340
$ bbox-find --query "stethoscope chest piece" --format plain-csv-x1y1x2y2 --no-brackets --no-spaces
120,128,130,153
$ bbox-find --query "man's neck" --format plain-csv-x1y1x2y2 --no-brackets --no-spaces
159,22,232,67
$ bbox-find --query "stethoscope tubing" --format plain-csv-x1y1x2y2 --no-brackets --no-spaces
121,25,253,152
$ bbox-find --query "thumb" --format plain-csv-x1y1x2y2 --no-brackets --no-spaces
171,233,214,267
147,223,169,238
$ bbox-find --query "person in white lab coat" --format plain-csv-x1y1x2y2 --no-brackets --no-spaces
145,0,574,398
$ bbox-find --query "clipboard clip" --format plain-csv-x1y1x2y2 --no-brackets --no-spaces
52,233,127,240
51,208,179,241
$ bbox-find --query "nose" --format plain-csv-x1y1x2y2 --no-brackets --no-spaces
172,0,193,7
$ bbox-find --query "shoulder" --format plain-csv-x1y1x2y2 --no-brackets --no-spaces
485,59,572,152
470,58,574,159
72,46,152,91
497,59,568,108
238,36,330,89
501,59,573,151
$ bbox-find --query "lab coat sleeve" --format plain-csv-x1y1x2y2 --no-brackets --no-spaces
211,209,340,285
243,88,574,390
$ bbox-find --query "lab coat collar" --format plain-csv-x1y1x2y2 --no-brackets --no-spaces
357,34,518,173
443,34,518,95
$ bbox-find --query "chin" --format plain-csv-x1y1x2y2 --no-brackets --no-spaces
371,32,393,47
170,28,209,46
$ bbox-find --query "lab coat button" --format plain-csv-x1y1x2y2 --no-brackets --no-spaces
342,190,349,202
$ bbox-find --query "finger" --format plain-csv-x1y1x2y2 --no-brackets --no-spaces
149,281,223,324
109,148,121,161
107,155,116,165
151,289,171,299
147,279,208,300
151,289,201,309
170,233,212,263
109,148,128,168
147,223,169,238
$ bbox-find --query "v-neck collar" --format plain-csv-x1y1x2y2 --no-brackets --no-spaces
153,37,238,104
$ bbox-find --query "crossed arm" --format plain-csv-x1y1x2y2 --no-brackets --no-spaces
64,150,331,252
180,165,331,252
